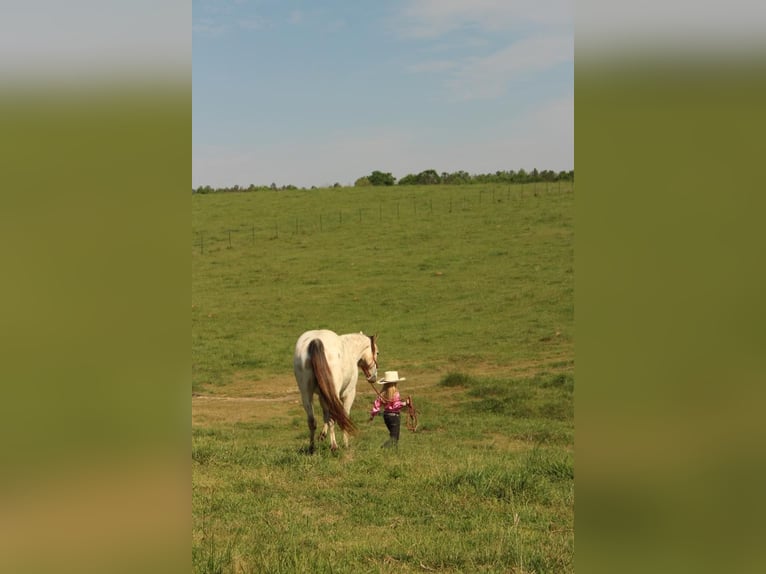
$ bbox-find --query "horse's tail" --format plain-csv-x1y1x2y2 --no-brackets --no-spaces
308,339,357,434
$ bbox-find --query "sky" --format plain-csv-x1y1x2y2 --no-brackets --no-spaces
192,0,574,188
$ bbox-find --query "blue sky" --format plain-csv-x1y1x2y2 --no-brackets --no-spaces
193,0,573,188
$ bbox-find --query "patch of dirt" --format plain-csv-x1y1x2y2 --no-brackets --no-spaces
192,357,573,428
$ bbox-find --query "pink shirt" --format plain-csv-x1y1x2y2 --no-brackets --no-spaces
370,391,407,416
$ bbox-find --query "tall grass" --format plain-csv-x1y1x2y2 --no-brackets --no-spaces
192,183,573,572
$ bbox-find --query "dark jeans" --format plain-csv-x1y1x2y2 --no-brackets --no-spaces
383,412,400,444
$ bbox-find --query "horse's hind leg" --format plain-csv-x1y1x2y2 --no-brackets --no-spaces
317,397,330,442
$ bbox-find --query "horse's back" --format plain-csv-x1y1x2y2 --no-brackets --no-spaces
295,329,339,358
294,329,340,378
295,329,339,348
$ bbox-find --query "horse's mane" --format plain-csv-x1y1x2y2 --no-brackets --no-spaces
308,339,357,434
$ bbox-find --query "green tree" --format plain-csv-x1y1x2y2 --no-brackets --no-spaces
354,176,371,187
417,169,441,184
367,170,396,186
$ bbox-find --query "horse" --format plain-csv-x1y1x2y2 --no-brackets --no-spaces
293,330,378,453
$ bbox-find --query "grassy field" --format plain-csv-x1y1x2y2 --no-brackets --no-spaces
192,182,574,572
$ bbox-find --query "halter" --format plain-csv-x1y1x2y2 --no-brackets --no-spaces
358,336,378,383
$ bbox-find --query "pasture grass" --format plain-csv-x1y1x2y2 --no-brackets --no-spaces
192,183,573,572
192,182,573,390
193,373,573,573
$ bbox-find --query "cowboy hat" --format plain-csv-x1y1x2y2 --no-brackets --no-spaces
375,371,406,384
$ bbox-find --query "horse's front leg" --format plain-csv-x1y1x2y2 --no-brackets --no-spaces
308,417,317,453
341,429,349,448
341,389,356,448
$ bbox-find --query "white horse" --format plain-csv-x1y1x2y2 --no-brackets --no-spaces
293,329,378,452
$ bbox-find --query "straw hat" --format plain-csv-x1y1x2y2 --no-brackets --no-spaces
375,371,406,384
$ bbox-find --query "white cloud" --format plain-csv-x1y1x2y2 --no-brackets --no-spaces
414,33,572,100
238,17,270,31
325,19,347,33
194,18,226,37
399,0,572,100
400,0,572,37
407,60,458,73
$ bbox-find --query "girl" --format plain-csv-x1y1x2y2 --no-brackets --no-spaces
369,371,410,447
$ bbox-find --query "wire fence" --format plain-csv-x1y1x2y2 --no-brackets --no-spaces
192,182,574,255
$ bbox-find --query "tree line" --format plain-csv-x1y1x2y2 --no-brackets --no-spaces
192,168,574,194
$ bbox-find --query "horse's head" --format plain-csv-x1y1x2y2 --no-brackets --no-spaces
358,333,378,383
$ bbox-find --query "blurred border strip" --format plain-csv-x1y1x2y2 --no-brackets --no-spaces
576,1,766,572
0,2,190,574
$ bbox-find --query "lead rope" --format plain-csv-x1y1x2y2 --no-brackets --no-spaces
367,378,390,403
405,395,418,432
